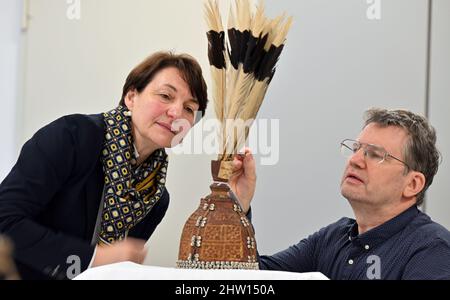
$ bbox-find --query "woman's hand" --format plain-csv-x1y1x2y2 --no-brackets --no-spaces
229,148,257,214
92,238,147,267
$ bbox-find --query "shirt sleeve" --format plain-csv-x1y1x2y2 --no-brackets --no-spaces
87,245,98,269
258,234,318,273
0,117,95,279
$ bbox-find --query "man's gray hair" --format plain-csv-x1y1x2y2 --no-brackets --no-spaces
364,108,441,206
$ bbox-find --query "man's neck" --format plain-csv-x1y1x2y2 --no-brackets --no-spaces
350,200,416,235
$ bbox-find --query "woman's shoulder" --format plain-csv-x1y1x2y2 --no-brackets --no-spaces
59,113,104,133
31,112,105,157
39,112,104,137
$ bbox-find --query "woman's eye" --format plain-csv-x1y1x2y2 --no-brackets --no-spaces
159,94,171,100
185,107,194,114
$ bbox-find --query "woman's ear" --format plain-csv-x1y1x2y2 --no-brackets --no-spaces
124,89,137,111
403,171,426,199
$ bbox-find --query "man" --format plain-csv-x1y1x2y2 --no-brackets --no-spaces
233,108,450,279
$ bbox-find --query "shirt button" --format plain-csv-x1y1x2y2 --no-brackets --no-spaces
348,259,354,265
364,245,370,250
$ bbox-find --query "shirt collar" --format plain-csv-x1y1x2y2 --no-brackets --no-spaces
133,143,140,159
347,205,420,248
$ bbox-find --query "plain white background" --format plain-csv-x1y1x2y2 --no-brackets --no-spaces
1,0,449,268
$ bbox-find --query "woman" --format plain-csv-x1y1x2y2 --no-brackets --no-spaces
0,51,209,279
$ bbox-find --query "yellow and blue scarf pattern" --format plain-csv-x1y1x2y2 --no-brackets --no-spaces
99,106,168,244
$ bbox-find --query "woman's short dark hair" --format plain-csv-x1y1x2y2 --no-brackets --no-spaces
119,51,208,118
364,108,441,206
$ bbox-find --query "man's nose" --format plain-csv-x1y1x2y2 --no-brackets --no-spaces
348,147,366,169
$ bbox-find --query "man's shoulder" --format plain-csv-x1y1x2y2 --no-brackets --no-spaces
410,212,450,244
313,216,355,239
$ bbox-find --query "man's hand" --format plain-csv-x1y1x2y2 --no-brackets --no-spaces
229,148,256,214
92,237,147,267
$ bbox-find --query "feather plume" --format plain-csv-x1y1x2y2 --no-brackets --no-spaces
205,0,226,122
204,0,292,161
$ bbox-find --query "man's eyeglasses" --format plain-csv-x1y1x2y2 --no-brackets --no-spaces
340,139,411,170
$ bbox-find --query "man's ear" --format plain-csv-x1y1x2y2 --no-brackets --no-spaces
124,89,137,111
403,171,426,199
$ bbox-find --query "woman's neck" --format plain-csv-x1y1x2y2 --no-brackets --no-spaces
132,130,158,165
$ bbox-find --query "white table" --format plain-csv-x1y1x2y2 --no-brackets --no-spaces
74,262,328,280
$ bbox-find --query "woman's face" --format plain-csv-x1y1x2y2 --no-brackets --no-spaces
125,67,199,150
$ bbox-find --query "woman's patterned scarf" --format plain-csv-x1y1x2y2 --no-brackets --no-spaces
99,106,169,244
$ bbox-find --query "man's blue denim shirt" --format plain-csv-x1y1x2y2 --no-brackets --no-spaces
259,205,450,279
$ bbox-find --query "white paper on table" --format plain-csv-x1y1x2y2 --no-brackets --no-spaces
74,262,328,280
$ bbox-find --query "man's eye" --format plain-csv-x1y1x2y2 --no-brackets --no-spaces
367,150,383,159
185,107,194,114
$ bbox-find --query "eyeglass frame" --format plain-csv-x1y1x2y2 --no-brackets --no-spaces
340,139,412,171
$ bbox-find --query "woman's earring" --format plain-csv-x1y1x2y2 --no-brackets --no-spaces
124,110,132,117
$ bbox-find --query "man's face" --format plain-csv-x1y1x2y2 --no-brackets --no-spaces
340,123,410,207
